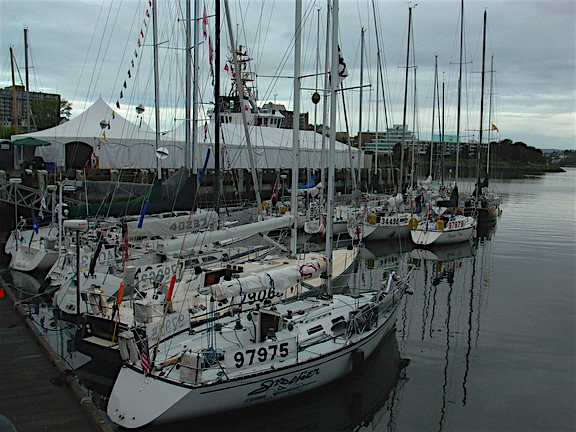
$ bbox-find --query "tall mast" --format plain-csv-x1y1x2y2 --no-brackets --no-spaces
430,55,438,177
326,0,340,295
400,6,413,192
487,55,495,175
192,0,200,177
441,77,445,185
223,0,263,217
151,0,162,179
24,28,30,133
371,0,390,174
320,1,331,187
9,47,18,135
455,0,464,184
290,0,302,256
477,10,487,178
185,0,192,173
356,28,365,188
214,0,221,212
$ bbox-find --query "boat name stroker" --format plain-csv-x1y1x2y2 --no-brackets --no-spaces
245,366,321,401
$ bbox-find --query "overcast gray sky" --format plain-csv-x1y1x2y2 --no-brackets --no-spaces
1,0,575,150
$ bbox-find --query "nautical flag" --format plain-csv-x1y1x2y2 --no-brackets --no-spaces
224,63,229,71
202,7,208,38
112,111,116,119
116,101,121,109
208,36,214,66
33,221,39,234
338,45,349,81
140,30,144,37
120,91,123,99
146,9,150,18
492,124,499,132
137,200,150,229
128,70,131,78
131,59,134,67
102,131,106,139
123,81,127,89
40,197,46,210
138,38,141,47
140,339,151,376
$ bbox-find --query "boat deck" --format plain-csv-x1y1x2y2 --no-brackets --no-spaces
0,275,114,432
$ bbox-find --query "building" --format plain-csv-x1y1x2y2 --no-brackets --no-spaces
0,86,61,134
360,124,420,155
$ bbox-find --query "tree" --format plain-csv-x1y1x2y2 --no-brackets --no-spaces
60,99,72,118
29,98,72,131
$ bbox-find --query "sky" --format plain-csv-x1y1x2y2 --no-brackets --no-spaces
1,0,575,151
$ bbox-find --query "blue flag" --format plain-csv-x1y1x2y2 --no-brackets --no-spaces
137,200,150,229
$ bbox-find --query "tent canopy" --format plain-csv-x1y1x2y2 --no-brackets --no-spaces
11,137,51,146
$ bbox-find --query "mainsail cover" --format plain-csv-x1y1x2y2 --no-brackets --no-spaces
157,216,294,255
125,210,218,238
199,256,328,300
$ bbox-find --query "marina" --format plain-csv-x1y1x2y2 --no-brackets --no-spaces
1,168,574,431
0,0,574,430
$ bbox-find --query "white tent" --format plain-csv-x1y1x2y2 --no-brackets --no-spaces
11,98,184,170
12,98,361,171
166,121,362,170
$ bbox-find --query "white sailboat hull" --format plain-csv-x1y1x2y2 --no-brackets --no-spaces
10,245,59,272
107,304,400,428
410,216,477,245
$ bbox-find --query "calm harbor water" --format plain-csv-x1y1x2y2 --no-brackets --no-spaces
3,168,575,432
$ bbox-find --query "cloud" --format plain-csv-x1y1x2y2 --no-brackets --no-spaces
1,0,574,150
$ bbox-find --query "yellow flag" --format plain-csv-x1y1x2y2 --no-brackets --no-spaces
492,124,499,132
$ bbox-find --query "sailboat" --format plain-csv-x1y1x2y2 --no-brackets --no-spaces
465,12,501,222
409,0,477,246
346,9,420,243
106,1,411,427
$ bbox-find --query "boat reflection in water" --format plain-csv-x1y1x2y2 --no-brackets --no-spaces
405,232,495,431
141,332,408,432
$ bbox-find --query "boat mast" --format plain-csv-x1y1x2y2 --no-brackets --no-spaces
326,0,340,295
487,55,495,175
430,55,438,177
214,0,221,212
400,6,413,193
455,0,464,185
441,76,445,185
477,10,487,181
185,0,192,173
320,0,331,188
356,28,365,188
371,0,390,176
9,47,18,135
24,28,30,133
223,0,264,218
151,0,162,180
291,0,302,256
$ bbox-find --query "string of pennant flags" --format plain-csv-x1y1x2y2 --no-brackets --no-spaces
112,1,152,115
102,1,151,140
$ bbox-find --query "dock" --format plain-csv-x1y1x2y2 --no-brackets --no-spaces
0,275,115,432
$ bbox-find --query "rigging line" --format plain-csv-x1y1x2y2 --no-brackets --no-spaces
107,0,140,109
71,0,106,109
84,0,117,105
